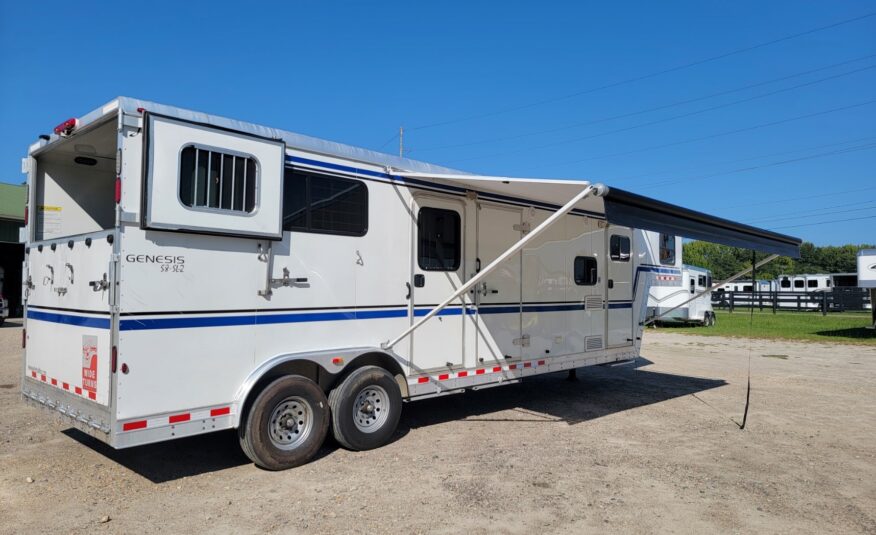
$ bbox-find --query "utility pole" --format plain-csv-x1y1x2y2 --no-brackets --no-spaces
399,126,404,157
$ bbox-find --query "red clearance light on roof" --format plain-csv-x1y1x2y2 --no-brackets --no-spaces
53,118,79,136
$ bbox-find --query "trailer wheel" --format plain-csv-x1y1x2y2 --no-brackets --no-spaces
239,375,330,470
328,365,402,451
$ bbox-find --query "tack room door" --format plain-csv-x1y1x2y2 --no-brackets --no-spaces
606,228,634,347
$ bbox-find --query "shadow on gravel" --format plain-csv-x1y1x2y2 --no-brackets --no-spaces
63,428,252,483
62,357,723,482
399,357,725,430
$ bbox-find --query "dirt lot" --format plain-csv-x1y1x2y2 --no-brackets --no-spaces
0,319,873,534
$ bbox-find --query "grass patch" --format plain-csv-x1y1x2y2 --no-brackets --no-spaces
662,310,876,345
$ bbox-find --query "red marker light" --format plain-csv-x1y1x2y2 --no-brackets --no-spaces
114,177,121,203
331,357,343,365
53,118,79,136
111,346,118,373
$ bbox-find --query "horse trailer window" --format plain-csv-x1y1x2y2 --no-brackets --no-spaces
794,280,804,289
180,146,256,213
698,275,706,286
781,278,791,288
282,170,368,236
658,233,675,265
610,235,630,262
418,207,461,271
808,279,818,288
574,256,598,286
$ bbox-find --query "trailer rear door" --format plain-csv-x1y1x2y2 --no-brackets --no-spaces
25,232,115,406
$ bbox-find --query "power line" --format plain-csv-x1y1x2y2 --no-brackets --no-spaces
753,204,876,224
746,199,876,223
769,214,876,230
447,63,876,164
505,98,876,171
408,10,876,131
636,142,876,190
726,184,876,209
611,135,876,183
415,53,876,153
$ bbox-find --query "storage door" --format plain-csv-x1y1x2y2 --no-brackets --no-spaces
142,113,285,239
476,203,523,363
606,228,634,347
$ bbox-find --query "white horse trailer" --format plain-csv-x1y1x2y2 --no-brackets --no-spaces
19,98,802,469
777,274,832,292
859,249,876,327
646,256,715,326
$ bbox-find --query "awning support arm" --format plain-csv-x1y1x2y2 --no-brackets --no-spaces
642,253,780,326
382,183,604,350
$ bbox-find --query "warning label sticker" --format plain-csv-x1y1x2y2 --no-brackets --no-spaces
82,335,98,394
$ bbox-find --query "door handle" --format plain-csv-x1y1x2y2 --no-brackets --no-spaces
405,282,412,300
608,279,614,289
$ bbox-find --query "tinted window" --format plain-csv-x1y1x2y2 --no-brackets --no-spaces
689,278,696,294
282,170,368,236
180,146,257,213
418,207,461,271
698,275,706,286
610,235,630,262
794,280,804,288
808,279,818,288
659,233,675,265
780,278,791,288
574,256,598,286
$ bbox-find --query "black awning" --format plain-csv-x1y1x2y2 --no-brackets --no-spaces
602,188,801,258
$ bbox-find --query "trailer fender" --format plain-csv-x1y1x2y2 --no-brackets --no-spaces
232,347,404,428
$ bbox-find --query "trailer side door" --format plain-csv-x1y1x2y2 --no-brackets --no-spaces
606,228,634,347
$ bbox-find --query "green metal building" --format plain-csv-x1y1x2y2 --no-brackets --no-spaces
0,182,25,317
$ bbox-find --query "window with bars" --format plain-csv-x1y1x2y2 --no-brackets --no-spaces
179,146,257,213
282,170,368,236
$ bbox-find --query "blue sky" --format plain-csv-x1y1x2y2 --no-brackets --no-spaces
1,1,874,245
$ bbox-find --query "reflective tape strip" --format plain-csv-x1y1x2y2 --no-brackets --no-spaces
120,405,232,432
30,371,96,403
410,359,549,386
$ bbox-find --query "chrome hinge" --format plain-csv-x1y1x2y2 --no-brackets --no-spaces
512,334,531,347
513,222,531,232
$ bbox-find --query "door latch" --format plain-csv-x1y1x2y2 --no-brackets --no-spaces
89,273,109,292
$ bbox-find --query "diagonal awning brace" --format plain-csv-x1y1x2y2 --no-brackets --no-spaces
382,182,606,350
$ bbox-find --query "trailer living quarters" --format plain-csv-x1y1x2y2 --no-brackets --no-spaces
20,98,802,469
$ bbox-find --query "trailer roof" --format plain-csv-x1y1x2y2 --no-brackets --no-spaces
57,97,802,258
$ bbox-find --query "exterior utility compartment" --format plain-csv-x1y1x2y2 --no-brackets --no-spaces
20,98,802,469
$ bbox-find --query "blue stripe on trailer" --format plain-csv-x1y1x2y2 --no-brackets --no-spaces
27,309,111,329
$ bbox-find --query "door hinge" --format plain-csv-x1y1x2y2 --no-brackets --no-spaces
513,222,531,232
512,334,531,347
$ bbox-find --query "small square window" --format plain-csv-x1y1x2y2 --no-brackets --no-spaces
574,256,598,286
610,235,630,262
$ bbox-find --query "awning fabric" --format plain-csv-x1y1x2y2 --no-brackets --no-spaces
602,187,801,258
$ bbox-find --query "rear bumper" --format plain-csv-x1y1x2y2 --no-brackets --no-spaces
20,376,114,446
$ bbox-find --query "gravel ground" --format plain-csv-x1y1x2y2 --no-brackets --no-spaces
0,318,874,534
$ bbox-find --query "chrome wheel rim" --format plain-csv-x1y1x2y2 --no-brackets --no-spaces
269,396,313,450
353,385,389,433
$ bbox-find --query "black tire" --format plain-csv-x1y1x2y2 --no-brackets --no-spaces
239,375,330,470
328,365,402,451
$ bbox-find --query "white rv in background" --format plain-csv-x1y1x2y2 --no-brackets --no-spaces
858,249,876,327
777,274,832,292
646,251,715,326
19,98,801,470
